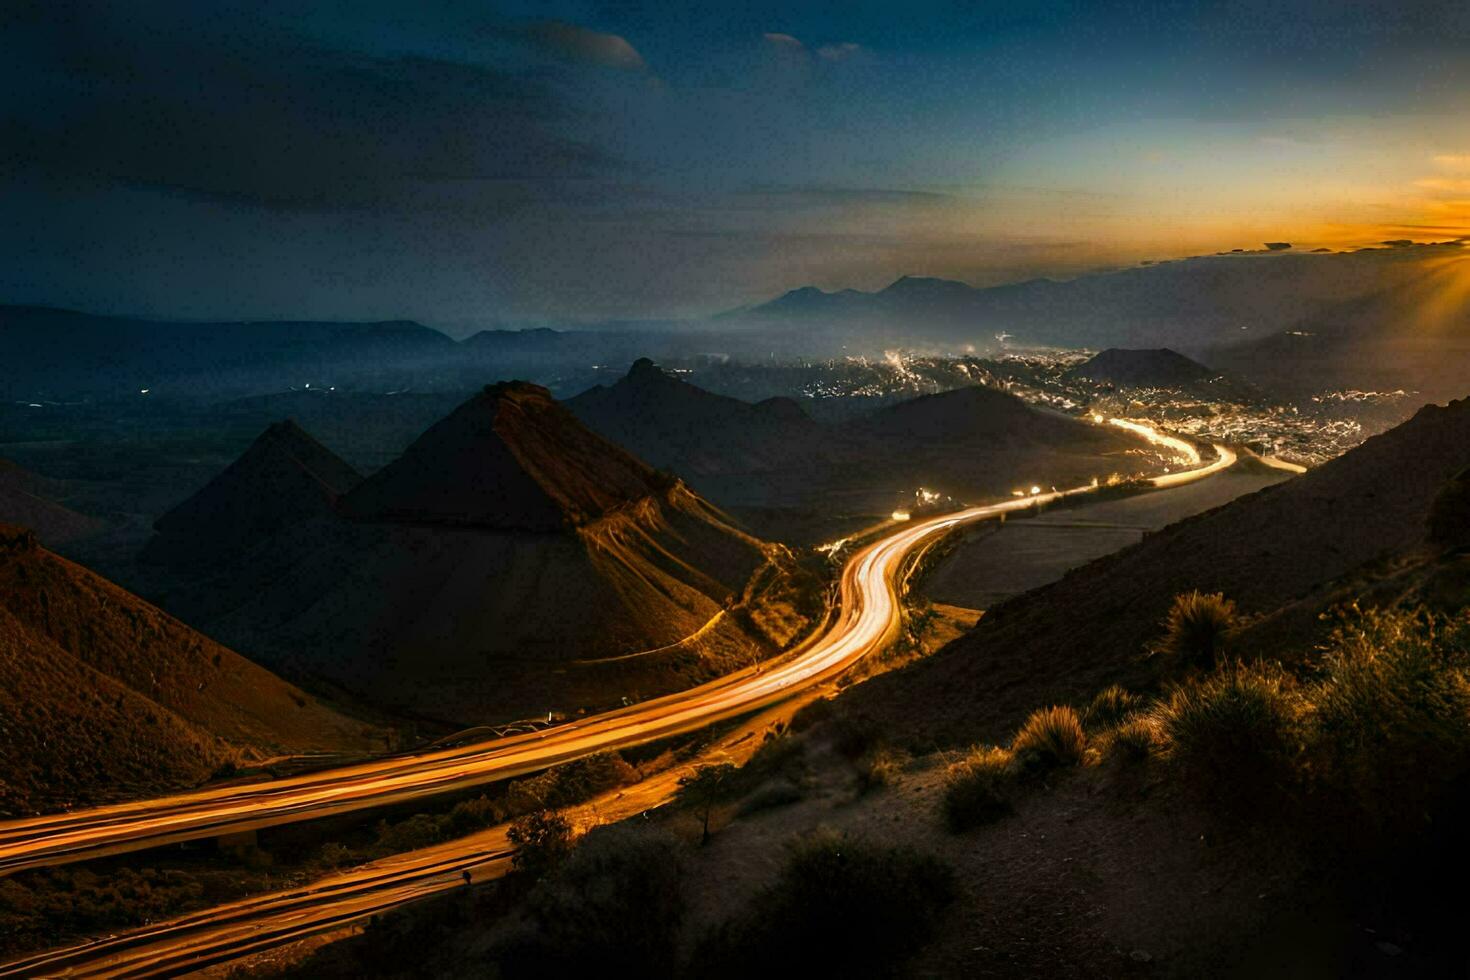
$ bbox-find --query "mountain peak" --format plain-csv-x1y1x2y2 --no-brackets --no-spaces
627,357,666,383
144,420,362,568
339,381,663,531
880,274,973,294
1068,348,1216,388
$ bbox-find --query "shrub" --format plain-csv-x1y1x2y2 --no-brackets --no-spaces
692,829,955,978
1157,590,1237,670
441,794,501,838
857,746,908,793
372,813,443,855
316,841,354,869
497,826,685,978
1102,716,1158,764
941,745,1014,831
502,752,637,816
507,810,575,879
1010,705,1088,774
1084,685,1140,729
1308,607,1470,832
1154,662,1299,806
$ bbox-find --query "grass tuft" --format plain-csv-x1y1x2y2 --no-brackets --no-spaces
1010,705,1088,773
941,745,1015,831
1083,685,1141,729
1102,715,1158,764
1157,590,1238,670
1154,662,1298,805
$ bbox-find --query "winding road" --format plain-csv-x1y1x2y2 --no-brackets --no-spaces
0,433,1238,977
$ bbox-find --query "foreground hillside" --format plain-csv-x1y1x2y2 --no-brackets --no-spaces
283,395,1470,979
161,383,819,723
0,459,104,548
846,395,1470,747
0,524,377,815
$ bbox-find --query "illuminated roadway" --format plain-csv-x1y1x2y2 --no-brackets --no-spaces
0,433,1239,977
0,477,1111,878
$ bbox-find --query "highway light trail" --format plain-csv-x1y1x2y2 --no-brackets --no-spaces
0,489,1104,978
0,417,1224,885
0,419,1240,977
0,419,1227,881
0,487,1076,878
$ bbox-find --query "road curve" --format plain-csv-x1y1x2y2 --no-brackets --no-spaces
0,438,1236,880
0,485,1084,879
0,436,1241,977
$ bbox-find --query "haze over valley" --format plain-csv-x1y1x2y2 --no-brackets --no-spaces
4,2,1470,977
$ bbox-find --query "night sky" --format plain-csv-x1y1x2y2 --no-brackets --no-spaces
4,1,1468,332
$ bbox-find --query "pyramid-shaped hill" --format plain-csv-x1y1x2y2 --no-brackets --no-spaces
815,384,1143,511
171,384,813,724
566,359,819,479
850,384,1097,446
0,459,105,547
843,394,1470,750
144,420,362,568
1065,348,1216,388
0,524,377,815
339,381,664,531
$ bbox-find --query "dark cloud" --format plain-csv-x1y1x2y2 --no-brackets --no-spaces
1,4,626,211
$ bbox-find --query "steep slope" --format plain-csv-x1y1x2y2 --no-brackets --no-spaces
142,420,362,568
0,459,105,547
175,384,804,723
0,524,376,815
845,395,1470,747
339,382,660,530
566,358,819,478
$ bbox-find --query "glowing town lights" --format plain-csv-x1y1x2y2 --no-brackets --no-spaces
1092,413,1104,424
1029,485,1042,495
891,509,912,521
1011,490,1026,497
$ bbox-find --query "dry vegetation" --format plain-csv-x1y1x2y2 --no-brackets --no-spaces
0,525,376,815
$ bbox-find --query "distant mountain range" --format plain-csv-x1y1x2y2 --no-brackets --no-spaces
150,383,816,724
727,243,1470,398
0,523,375,815
0,305,457,399
7,240,1465,403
